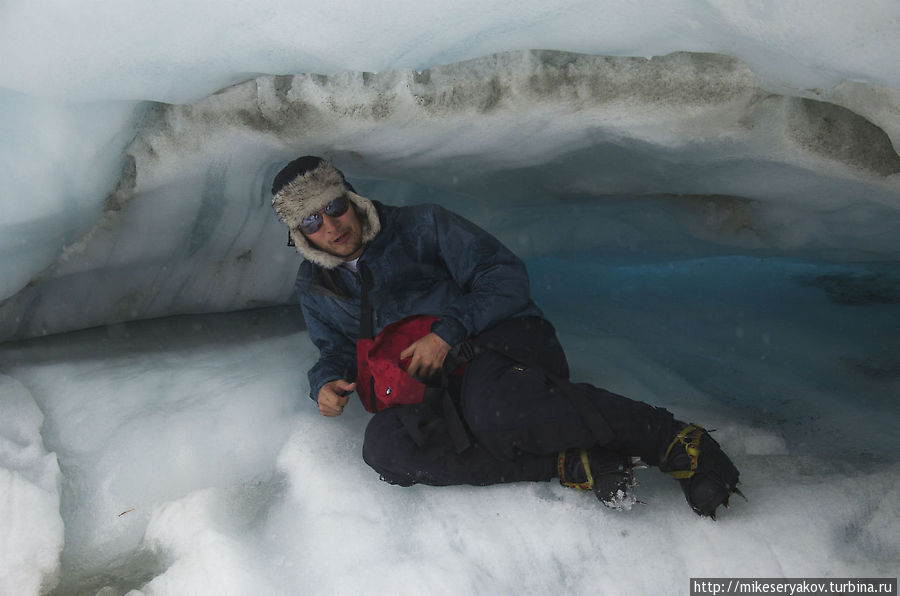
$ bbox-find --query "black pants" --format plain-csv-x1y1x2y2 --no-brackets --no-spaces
362,319,680,487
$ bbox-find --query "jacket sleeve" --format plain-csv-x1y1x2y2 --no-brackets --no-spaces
299,292,357,403
426,205,538,346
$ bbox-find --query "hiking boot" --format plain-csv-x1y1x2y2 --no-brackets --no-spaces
659,424,741,519
558,448,638,510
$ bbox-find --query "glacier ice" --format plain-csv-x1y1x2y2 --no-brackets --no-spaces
1,50,898,340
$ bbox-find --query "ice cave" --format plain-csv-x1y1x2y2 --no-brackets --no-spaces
0,1,898,594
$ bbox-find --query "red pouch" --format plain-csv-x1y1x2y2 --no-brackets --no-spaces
356,315,439,412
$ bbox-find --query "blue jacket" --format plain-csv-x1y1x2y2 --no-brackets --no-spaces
296,201,543,402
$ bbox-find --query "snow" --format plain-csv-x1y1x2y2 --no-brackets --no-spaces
0,377,63,595
0,0,899,594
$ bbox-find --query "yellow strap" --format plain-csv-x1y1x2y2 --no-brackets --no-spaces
663,424,703,480
558,450,594,491
580,450,594,488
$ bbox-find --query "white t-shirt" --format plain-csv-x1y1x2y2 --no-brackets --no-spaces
342,257,360,273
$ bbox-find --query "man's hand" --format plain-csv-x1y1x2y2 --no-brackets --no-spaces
317,380,356,417
400,332,452,380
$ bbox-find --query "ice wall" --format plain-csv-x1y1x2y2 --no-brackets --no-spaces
1,50,899,340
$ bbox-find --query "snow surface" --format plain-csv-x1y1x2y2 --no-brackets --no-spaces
1,262,898,594
1,1,899,594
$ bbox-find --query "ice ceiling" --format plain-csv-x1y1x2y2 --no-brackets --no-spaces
1,1,899,340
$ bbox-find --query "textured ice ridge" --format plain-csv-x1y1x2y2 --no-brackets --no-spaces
1,50,898,341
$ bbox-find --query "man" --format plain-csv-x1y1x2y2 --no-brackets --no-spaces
272,155,741,517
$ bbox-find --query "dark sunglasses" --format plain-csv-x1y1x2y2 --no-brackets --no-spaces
297,195,351,236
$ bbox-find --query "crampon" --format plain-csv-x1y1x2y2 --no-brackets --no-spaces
660,424,743,519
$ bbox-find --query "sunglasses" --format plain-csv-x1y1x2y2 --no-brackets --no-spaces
297,195,351,235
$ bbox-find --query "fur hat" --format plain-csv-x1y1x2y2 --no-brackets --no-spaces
271,156,381,269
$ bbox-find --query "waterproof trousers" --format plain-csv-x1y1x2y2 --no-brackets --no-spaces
362,318,681,487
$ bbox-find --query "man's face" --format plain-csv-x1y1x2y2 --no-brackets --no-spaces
302,195,366,261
